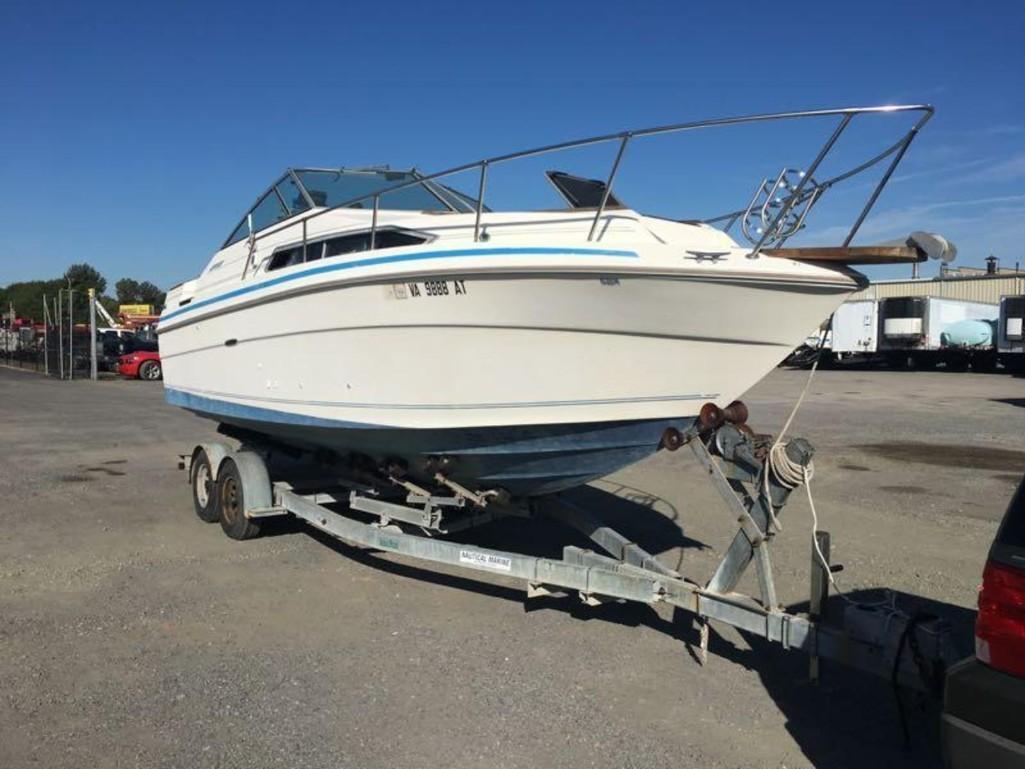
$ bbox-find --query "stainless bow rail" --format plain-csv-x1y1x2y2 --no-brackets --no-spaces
238,104,932,264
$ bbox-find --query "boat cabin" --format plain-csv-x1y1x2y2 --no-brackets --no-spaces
223,167,624,251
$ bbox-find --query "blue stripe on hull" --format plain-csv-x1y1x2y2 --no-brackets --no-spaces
166,387,383,429
159,246,638,324
166,388,694,496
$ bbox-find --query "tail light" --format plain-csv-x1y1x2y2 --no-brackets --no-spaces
976,559,1025,677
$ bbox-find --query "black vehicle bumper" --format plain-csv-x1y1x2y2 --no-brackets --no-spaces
943,657,1025,768
943,713,1025,768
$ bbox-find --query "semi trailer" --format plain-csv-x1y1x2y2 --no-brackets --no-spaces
876,296,998,370
998,294,1025,374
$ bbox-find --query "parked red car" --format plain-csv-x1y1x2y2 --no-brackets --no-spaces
119,350,162,380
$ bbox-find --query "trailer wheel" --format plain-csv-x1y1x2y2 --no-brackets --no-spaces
217,457,262,540
191,449,220,523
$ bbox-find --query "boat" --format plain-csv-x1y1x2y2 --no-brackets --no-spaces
158,105,933,497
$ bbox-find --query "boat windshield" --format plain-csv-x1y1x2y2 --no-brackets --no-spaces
223,168,485,247
296,169,459,213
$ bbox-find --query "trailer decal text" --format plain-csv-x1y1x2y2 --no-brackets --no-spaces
459,549,512,572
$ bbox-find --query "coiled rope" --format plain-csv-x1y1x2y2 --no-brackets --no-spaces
768,331,943,730
760,331,821,530
766,325,896,610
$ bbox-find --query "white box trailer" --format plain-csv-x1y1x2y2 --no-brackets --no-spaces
829,300,878,359
998,295,1025,373
876,296,998,369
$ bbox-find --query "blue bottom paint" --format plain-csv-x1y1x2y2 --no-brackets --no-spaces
166,388,694,496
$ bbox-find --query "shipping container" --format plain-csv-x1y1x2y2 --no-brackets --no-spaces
877,297,998,369
999,295,1025,373
830,300,878,358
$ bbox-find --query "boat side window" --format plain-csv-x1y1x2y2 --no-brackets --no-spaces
323,229,425,258
266,241,325,272
305,241,324,261
265,230,426,273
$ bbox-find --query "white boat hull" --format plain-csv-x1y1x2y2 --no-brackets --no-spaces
160,267,851,430
159,209,862,495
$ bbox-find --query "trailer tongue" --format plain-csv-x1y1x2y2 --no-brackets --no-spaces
181,402,959,693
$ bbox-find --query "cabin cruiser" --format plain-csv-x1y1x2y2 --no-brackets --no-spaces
159,106,932,496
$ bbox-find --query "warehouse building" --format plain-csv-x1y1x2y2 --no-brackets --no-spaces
849,266,1025,305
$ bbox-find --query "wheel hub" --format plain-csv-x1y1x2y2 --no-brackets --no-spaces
222,476,241,523
194,464,210,507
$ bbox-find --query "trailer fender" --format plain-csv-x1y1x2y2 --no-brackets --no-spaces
217,451,272,515
191,442,233,482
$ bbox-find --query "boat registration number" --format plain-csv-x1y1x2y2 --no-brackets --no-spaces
393,279,468,299
459,549,512,572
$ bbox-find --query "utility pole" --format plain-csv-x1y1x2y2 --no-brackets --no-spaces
57,292,64,380
42,295,49,376
68,284,74,381
88,288,98,381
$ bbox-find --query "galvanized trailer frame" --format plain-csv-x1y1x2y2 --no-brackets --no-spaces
183,416,956,692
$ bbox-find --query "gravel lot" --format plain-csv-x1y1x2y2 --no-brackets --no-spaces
2,364,1022,768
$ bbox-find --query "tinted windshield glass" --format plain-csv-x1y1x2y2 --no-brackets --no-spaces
277,175,311,215
432,182,487,213
251,191,288,231
226,219,249,246
225,181,295,247
296,170,450,212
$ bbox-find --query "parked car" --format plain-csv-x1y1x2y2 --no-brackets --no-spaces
119,350,162,380
942,475,1025,767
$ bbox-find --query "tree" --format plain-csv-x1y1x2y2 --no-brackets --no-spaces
0,279,64,324
115,278,142,304
115,278,166,311
60,263,106,322
137,281,165,310
64,263,107,296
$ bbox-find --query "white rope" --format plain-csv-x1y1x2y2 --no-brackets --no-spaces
760,329,824,529
769,440,814,489
765,328,897,611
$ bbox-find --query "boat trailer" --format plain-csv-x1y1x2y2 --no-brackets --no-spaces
181,405,958,693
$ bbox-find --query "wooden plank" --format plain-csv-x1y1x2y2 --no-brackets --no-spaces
762,246,924,265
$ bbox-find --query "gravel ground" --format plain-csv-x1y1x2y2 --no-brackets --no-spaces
1,364,1022,768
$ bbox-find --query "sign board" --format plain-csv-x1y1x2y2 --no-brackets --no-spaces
119,304,154,315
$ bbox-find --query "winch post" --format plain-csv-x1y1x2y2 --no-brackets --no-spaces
696,428,814,608
808,530,831,682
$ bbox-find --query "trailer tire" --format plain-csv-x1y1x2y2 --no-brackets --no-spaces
217,457,262,540
191,448,220,523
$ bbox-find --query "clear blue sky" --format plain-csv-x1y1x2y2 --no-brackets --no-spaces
2,0,1022,290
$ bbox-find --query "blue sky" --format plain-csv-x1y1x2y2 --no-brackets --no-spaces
1,0,1022,290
